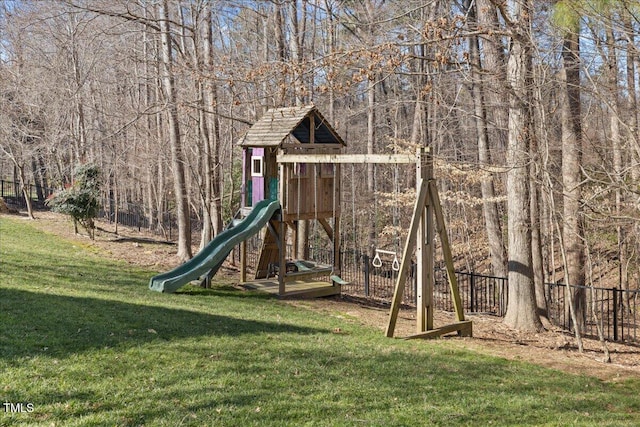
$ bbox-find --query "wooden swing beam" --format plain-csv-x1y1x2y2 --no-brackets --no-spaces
276,153,415,164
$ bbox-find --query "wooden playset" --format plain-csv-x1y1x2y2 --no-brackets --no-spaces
237,105,471,339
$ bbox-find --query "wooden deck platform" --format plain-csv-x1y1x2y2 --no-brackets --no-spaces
240,279,340,299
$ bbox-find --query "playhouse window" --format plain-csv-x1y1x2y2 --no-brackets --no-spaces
251,156,264,177
321,163,334,178
293,162,308,177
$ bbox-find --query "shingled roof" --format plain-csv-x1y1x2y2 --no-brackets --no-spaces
238,105,345,147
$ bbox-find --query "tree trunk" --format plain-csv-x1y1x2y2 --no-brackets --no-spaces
160,0,191,261
324,0,336,123
605,13,627,295
17,163,35,219
66,11,88,164
623,3,640,290
142,3,156,232
467,0,507,278
530,163,548,321
366,75,376,255
477,0,508,155
192,8,214,252
503,0,541,332
204,6,223,238
559,28,585,330
284,0,310,260
623,7,639,182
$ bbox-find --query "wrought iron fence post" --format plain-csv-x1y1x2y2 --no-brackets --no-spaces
470,273,475,313
613,287,618,341
363,254,370,297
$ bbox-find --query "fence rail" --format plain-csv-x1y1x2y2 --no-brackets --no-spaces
4,179,640,344
0,179,54,209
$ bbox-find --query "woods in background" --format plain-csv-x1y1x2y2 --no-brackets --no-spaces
1,1,639,331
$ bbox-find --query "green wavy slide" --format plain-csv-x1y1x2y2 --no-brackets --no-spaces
149,199,280,293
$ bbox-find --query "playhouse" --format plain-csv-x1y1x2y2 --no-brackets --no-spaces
237,105,345,297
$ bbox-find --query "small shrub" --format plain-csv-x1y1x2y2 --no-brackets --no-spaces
47,164,101,239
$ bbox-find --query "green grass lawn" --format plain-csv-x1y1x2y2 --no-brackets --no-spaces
1,216,639,426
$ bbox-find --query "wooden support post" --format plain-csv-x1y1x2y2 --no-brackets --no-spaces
425,153,435,331
309,115,315,144
385,178,429,337
386,148,469,339
429,180,465,322
278,218,286,296
240,240,247,283
278,154,286,212
332,214,341,289
416,148,434,333
292,221,299,259
318,218,334,241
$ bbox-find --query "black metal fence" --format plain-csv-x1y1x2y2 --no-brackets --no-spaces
0,179,54,209
239,235,640,344
98,202,179,239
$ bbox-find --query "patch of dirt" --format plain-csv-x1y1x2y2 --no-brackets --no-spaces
8,210,640,383
0,197,19,214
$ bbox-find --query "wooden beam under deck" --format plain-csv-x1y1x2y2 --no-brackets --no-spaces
240,280,340,299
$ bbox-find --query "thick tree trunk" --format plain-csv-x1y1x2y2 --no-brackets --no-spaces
503,0,541,332
530,165,548,321
160,0,192,262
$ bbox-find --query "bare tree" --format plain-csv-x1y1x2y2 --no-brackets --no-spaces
467,0,508,278
502,0,542,332
159,0,191,261
556,3,586,329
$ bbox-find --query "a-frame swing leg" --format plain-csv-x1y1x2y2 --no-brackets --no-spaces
429,180,465,323
385,178,472,339
385,178,429,337
403,181,472,339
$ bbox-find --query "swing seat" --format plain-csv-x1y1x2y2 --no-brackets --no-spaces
330,275,350,286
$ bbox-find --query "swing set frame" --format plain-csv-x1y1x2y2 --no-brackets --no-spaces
277,147,471,339
237,106,469,338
